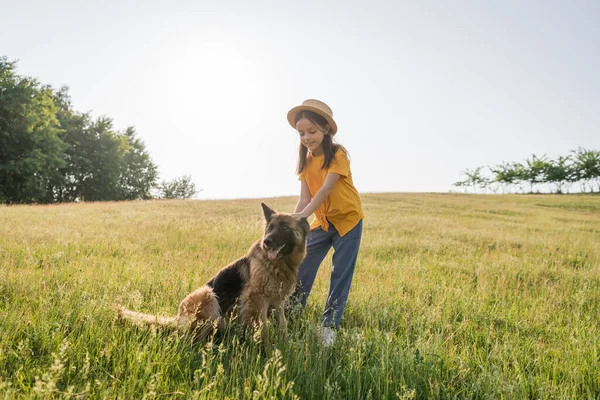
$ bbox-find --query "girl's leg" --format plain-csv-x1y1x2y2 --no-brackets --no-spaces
322,220,363,328
292,227,332,308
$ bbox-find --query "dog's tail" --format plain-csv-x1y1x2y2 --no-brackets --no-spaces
115,303,181,329
115,285,223,341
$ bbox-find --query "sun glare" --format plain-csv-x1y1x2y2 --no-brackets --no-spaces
163,41,267,124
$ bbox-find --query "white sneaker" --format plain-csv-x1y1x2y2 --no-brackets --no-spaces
319,327,336,348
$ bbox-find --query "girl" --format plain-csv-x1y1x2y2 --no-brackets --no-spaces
287,99,364,347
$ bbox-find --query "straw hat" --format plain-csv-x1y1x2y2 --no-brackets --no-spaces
287,99,338,135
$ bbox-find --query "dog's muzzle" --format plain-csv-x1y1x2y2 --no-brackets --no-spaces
263,237,288,260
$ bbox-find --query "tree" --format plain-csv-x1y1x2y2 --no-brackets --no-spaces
53,86,92,202
571,147,600,193
451,178,469,193
0,56,183,203
523,154,549,193
67,116,126,201
489,162,523,193
593,150,600,192
117,127,158,200
157,175,199,199
455,148,600,195
0,57,66,204
453,167,490,193
53,85,157,202
544,155,573,194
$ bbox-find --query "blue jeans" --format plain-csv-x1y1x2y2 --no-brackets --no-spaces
292,219,363,328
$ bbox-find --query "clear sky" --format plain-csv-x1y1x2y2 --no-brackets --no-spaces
2,0,599,199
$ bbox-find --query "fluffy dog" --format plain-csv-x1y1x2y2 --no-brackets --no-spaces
116,203,310,349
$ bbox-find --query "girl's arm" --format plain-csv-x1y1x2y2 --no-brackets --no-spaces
293,180,311,213
294,173,341,219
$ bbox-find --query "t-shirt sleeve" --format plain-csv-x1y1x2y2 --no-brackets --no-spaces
328,149,350,178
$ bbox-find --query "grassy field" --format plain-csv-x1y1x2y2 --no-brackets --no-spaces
0,193,599,399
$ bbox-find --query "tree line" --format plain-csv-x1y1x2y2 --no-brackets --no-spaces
0,56,197,204
453,149,600,194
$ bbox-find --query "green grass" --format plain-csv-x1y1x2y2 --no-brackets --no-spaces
0,193,599,399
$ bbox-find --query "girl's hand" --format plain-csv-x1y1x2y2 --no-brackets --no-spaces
291,212,305,219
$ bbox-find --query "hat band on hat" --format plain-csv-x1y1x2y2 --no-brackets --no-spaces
287,99,338,135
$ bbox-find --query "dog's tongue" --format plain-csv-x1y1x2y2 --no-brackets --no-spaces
268,245,284,260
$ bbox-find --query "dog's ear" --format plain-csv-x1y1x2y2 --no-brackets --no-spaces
298,217,310,235
261,202,276,222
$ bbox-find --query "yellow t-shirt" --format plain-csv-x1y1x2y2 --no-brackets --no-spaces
299,148,364,237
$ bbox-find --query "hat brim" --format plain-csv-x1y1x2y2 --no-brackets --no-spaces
287,105,338,135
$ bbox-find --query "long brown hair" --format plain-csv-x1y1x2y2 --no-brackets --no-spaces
294,111,348,175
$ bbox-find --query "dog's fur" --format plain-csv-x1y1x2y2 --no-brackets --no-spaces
116,203,310,349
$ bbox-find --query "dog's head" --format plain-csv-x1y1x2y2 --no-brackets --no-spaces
260,202,310,261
